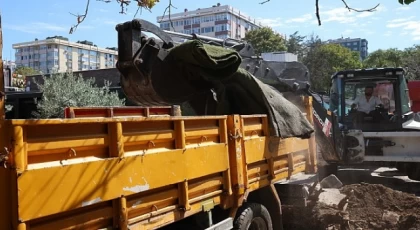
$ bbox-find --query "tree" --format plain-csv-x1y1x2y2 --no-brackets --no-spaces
363,48,404,68
286,31,307,60
33,72,125,118
302,43,362,90
244,27,287,55
403,45,420,80
14,66,40,76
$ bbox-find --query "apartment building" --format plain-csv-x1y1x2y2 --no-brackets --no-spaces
156,3,264,41
13,36,118,74
327,37,369,60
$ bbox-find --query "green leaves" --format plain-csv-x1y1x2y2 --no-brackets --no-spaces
398,0,416,5
302,43,363,90
33,72,125,118
362,46,420,80
14,66,40,76
244,27,287,55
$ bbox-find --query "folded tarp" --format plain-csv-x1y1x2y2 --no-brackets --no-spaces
159,40,314,138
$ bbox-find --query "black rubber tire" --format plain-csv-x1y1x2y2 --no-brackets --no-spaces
233,203,273,230
318,164,338,181
406,163,420,181
396,162,405,172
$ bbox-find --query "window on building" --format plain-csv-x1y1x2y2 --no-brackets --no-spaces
216,13,230,21
215,24,230,32
184,19,191,25
192,28,200,34
201,26,214,33
193,17,200,24
202,15,214,23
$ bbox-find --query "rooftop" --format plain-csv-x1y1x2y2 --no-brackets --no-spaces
327,37,368,43
12,37,118,54
157,4,264,27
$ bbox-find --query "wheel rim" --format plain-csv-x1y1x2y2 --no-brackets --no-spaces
249,217,267,230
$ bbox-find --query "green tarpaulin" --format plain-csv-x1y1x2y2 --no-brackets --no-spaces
160,40,314,138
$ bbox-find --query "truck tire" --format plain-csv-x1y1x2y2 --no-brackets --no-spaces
233,203,273,230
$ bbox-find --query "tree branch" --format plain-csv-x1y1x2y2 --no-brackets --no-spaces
69,0,90,34
315,0,321,26
158,0,177,31
341,0,380,12
70,0,159,34
259,0,270,4
315,0,380,26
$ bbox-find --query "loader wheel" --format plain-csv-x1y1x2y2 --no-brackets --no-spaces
318,164,338,181
406,163,420,181
233,203,273,230
396,162,406,172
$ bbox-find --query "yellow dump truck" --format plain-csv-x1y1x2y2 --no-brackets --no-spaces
0,18,318,229
0,102,316,230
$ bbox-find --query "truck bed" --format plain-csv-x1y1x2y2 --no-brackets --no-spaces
0,99,316,230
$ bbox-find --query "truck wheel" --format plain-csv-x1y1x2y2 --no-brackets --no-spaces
233,203,273,230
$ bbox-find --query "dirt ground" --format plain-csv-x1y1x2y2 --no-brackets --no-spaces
285,183,420,230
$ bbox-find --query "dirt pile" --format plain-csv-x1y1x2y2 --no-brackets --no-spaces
312,183,420,230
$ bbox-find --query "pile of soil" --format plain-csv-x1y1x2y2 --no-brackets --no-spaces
312,183,420,230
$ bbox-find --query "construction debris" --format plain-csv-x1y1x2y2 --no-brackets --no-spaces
283,177,420,230
320,174,344,189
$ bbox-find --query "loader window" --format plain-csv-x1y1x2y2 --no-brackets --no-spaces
329,77,342,117
399,77,411,114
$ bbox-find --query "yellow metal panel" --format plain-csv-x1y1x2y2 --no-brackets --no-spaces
267,137,309,157
17,144,229,221
128,197,221,230
243,138,269,164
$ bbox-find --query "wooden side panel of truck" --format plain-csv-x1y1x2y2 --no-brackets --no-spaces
0,97,316,230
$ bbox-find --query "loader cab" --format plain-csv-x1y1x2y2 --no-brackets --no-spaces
328,68,412,132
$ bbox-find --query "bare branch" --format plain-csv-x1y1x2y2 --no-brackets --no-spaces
69,0,90,34
259,0,270,4
158,0,177,31
315,0,321,26
341,0,380,12
134,6,141,18
314,0,379,26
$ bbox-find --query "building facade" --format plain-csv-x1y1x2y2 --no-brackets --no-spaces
327,37,369,60
156,3,263,40
13,36,118,74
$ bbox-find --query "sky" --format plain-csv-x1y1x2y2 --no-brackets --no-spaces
2,0,420,61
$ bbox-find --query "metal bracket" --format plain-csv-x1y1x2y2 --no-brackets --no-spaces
0,147,10,168
229,129,243,140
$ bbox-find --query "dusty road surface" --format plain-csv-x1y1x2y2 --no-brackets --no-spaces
283,166,420,230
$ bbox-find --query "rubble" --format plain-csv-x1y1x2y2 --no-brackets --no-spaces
284,177,420,230
320,174,344,189
317,189,347,209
